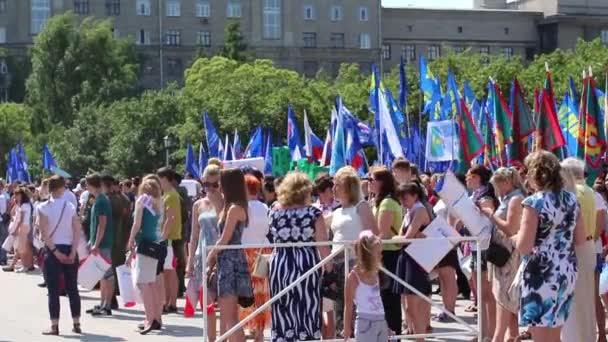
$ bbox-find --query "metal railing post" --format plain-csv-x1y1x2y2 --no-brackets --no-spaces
476,238,483,342
202,244,208,342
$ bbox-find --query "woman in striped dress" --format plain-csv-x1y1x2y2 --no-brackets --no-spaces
268,172,331,341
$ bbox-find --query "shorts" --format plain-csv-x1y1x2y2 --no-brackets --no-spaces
469,250,488,273
437,248,459,270
99,248,115,280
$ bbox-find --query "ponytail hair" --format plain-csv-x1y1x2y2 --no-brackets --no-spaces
491,167,524,194
355,230,381,273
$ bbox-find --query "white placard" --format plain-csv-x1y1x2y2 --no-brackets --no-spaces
451,195,491,236
425,120,460,162
405,215,461,273
222,157,264,171
437,172,468,207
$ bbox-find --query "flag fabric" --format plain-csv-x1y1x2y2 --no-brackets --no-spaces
344,115,364,170
232,129,241,159
203,112,220,158
329,108,346,176
568,76,578,106
456,98,485,173
287,106,303,161
578,75,607,185
320,129,332,167
419,56,438,115
463,79,476,111
303,111,324,161
443,70,461,120
198,142,207,175
535,88,566,153
218,137,225,161
508,79,535,166
185,143,201,179
16,143,30,183
558,92,579,157
378,90,405,161
264,131,273,175
42,144,58,172
398,56,408,110
488,81,514,166
384,89,408,155
244,125,264,158
7,149,18,183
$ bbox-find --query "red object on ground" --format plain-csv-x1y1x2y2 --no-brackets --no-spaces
184,297,195,317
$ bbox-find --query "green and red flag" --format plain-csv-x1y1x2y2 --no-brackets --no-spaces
488,81,513,166
577,75,606,186
457,98,484,173
535,88,566,155
509,79,535,166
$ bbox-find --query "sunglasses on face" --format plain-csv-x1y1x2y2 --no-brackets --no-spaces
203,182,219,189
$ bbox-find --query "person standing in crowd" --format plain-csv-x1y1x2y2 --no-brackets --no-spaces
106,176,131,309
86,173,115,316
172,172,189,299
560,158,598,342
393,182,433,341
268,171,331,341
156,167,182,314
39,175,82,336
331,166,378,336
464,165,497,339
0,179,9,265
80,182,95,243
594,184,608,342
370,166,403,336
206,168,251,342
240,174,271,341
479,167,524,342
262,176,277,206
13,187,34,272
187,164,222,341
121,179,136,211
515,151,586,342
61,182,78,209
343,231,389,342
126,178,163,334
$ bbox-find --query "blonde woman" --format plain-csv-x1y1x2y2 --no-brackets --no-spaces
331,166,378,336
480,167,524,342
126,178,163,334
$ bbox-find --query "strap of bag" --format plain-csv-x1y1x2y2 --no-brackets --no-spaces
48,200,67,242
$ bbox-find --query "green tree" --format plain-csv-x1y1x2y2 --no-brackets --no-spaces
26,13,138,129
0,103,33,173
221,21,249,62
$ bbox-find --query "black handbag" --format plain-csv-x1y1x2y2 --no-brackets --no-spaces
486,234,512,267
137,240,167,262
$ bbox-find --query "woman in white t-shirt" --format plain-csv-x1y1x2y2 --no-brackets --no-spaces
239,174,270,341
14,187,34,272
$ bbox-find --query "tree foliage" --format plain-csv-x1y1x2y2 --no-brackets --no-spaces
221,21,249,62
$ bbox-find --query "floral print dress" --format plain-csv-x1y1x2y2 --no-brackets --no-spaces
268,206,322,342
519,190,579,327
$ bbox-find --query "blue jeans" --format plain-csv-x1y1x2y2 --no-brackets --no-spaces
44,245,81,320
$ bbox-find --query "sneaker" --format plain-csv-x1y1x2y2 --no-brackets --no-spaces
86,305,101,314
91,307,112,316
433,312,455,322
1,265,13,272
15,267,26,273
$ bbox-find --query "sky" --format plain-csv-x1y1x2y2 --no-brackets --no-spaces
382,0,473,9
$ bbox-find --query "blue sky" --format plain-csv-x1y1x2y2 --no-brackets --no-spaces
382,0,472,8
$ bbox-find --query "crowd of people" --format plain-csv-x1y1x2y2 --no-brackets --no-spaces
1,151,608,342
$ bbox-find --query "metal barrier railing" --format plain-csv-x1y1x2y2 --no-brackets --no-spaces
201,236,483,342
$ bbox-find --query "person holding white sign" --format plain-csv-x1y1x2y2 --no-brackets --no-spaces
392,182,433,342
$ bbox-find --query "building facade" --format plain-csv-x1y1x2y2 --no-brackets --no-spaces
0,0,607,89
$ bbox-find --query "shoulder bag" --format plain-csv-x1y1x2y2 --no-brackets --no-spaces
252,249,270,279
486,230,512,267
37,201,68,267
137,240,167,262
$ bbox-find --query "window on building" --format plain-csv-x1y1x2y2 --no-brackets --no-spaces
197,31,211,46
402,44,416,62
136,29,151,45
263,0,281,39
453,45,465,53
196,0,210,17
166,0,181,17
382,44,391,60
479,46,490,54
304,5,314,20
503,47,514,58
428,45,440,61
31,0,51,34
330,32,345,48
303,32,316,48
0,27,6,43
166,30,181,45
0,0,6,14
227,0,241,18
330,6,343,21
602,30,608,45
136,0,151,16
407,25,413,32
525,47,535,61
112,28,120,39
105,0,120,16
167,57,182,75
359,6,368,21
74,0,89,15
359,33,371,49
504,27,510,35
303,61,319,78
458,26,463,33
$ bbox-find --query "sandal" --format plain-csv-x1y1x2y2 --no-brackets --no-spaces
42,325,59,336
464,304,477,312
518,331,532,340
72,323,82,334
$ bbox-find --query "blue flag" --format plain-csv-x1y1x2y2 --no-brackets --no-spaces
264,131,273,175
185,143,201,179
245,125,264,158
42,144,57,172
203,112,220,158
287,105,303,161
232,129,241,159
329,106,346,176
198,143,207,176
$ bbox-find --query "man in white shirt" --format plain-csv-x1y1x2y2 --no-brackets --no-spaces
0,179,8,265
61,187,78,210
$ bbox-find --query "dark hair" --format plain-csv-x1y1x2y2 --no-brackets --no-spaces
174,172,183,184
313,175,334,196
264,176,276,193
86,173,102,189
122,179,132,188
273,176,284,190
132,176,141,187
48,175,66,192
219,168,248,224
251,169,264,182
469,165,492,186
156,167,176,182
372,167,397,208
391,157,411,171
14,187,31,204
101,174,115,189
455,173,466,186
396,181,428,203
